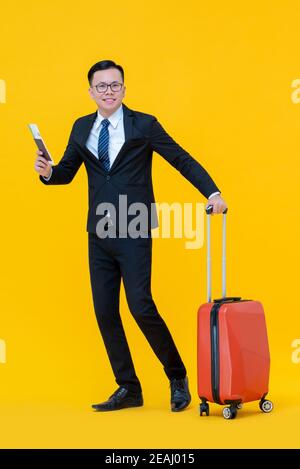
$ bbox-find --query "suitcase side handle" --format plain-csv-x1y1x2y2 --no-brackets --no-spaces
213,297,241,303
205,205,228,302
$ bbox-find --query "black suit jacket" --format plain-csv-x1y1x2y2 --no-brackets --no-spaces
40,103,220,234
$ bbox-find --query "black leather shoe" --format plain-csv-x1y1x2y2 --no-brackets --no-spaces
92,387,143,412
170,376,191,412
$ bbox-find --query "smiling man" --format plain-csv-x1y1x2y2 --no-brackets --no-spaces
34,59,227,412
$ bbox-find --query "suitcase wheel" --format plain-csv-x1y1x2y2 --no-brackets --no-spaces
259,399,273,413
223,405,237,419
199,402,210,416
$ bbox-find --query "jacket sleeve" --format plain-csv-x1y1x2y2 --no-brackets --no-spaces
39,120,83,185
149,117,221,199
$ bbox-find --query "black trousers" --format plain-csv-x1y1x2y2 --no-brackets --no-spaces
88,231,187,393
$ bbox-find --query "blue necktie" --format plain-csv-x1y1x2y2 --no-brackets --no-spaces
98,118,110,171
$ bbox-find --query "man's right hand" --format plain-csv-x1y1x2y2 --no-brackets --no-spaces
34,150,52,178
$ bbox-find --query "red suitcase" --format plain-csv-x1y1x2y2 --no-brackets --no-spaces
197,206,273,419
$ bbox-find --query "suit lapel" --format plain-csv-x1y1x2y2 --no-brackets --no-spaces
109,103,134,172
122,102,134,141
77,111,96,145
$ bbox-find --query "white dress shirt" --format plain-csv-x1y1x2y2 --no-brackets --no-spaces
85,104,124,163
42,104,220,200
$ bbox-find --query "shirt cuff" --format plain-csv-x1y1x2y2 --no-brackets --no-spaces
42,167,53,181
208,191,221,199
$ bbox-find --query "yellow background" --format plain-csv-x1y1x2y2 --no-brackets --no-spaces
0,0,299,449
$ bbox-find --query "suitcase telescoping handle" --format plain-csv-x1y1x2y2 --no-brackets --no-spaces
206,205,228,303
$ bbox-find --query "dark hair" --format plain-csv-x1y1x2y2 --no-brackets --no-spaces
88,60,124,85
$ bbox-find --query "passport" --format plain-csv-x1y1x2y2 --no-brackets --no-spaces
28,123,54,164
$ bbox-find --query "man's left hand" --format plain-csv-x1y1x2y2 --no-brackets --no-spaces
206,195,228,215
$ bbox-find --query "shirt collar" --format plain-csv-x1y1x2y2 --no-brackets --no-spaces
95,103,123,130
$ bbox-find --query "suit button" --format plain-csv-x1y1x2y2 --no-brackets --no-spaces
106,175,110,180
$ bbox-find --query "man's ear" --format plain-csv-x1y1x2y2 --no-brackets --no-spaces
88,87,94,99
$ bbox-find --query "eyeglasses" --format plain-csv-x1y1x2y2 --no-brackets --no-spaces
92,81,123,93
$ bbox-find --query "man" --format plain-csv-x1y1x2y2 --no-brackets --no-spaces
34,60,227,412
